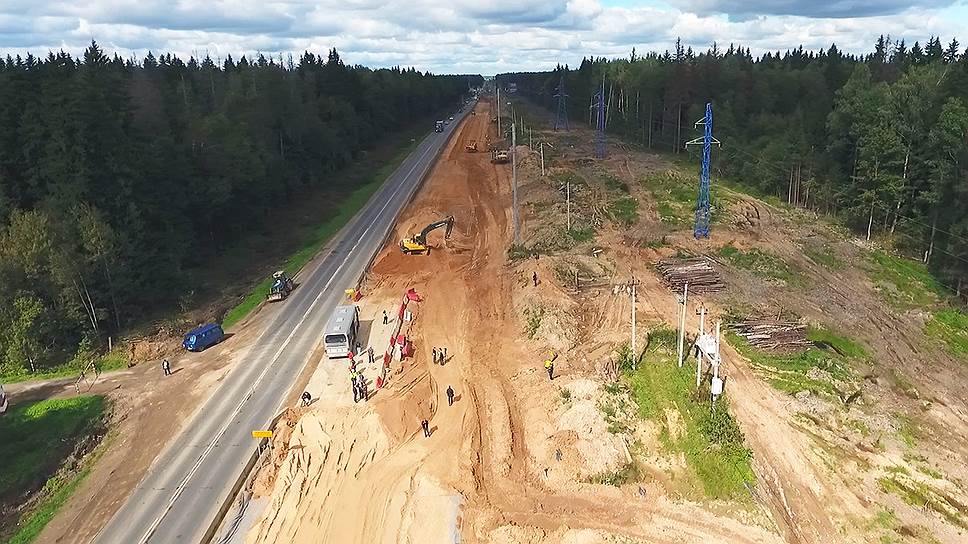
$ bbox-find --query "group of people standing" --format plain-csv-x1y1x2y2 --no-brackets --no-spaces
431,346,448,365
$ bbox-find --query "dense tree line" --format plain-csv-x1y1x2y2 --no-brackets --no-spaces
504,36,968,293
0,41,475,376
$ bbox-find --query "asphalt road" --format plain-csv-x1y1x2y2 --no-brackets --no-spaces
94,107,471,544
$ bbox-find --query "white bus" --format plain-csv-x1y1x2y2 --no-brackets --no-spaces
0,383,8,415
324,305,360,359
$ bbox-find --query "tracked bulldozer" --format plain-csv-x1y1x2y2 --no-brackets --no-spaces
400,215,455,255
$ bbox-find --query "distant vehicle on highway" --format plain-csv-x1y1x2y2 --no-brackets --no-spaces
435,120,444,132
324,305,360,358
182,323,225,352
448,116,454,121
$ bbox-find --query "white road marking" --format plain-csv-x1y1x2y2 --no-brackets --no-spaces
135,131,442,544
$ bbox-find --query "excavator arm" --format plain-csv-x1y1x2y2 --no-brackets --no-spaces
400,215,455,254
415,215,455,245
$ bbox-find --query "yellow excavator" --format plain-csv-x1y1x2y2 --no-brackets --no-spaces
400,215,455,255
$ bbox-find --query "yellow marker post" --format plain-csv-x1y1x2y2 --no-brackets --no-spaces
251,430,273,439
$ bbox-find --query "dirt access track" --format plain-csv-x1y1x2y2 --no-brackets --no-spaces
244,101,784,543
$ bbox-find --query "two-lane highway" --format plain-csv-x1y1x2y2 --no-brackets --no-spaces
94,107,471,543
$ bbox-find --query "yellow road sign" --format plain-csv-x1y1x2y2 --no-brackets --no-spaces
251,430,273,438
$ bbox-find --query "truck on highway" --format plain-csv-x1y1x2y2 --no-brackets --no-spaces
182,323,225,352
435,120,444,133
324,305,360,358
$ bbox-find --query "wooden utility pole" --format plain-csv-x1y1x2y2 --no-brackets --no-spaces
631,278,637,366
566,181,571,230
512,122,520,244
677,283,689,368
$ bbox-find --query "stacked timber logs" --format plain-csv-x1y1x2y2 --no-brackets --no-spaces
730,319,811,351
655,257,724,293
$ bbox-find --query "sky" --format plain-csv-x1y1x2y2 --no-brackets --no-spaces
2,0,968,74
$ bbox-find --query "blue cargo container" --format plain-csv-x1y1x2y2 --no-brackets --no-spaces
183,323,224,352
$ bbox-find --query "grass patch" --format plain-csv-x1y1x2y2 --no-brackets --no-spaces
801,242,844,270
559,388,572,403
222,137,422,329
0,348,128,385
507,243,532,261
878,475,966,528
609,196,639,226
806,327,868,358
627,328,754,499
0,396,106,543
728,326,860,397
718,244,803,285
866,250,947,310
896,414,919,448
584,462,643,487
551,170,586,189
7,434,110,544
523,306,545,339
641,170,696,225
925,309,968,357
567,225,596,243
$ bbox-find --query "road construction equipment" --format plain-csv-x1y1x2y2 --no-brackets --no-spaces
400,216,455,255
491,149,509,164
465,140,478,152
266,270,295,302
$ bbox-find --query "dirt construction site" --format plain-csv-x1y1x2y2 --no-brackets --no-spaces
236,98,968,544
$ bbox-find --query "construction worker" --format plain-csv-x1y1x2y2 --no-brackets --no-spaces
162,358,172,376
360,376,369,401
446,385,455,406
301,391,312,406
544,358,554,381
421,419,431,438
383,310,389,325
368,346,375,365
350,369,360,402
533,271,538,287
443,347,447,361
432,347,438,365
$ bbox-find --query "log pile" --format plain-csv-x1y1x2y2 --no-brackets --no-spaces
730,319,811,351
655,257,725,293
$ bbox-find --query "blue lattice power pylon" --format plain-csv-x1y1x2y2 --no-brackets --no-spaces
594,80,606,159
554,74,569,131
685,103,720,238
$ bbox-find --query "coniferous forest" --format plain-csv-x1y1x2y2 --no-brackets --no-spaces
0,42,473,376
506,36,968,295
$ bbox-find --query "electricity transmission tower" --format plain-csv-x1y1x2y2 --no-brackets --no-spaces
554,74,569,131
685,103,720,238
593,78,606,159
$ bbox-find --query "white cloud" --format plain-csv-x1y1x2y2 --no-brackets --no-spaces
0,1,966,73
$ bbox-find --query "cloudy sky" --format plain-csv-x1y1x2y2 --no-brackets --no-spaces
3,0,968,73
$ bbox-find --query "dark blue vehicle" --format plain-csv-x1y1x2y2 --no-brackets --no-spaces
182,323,225,352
